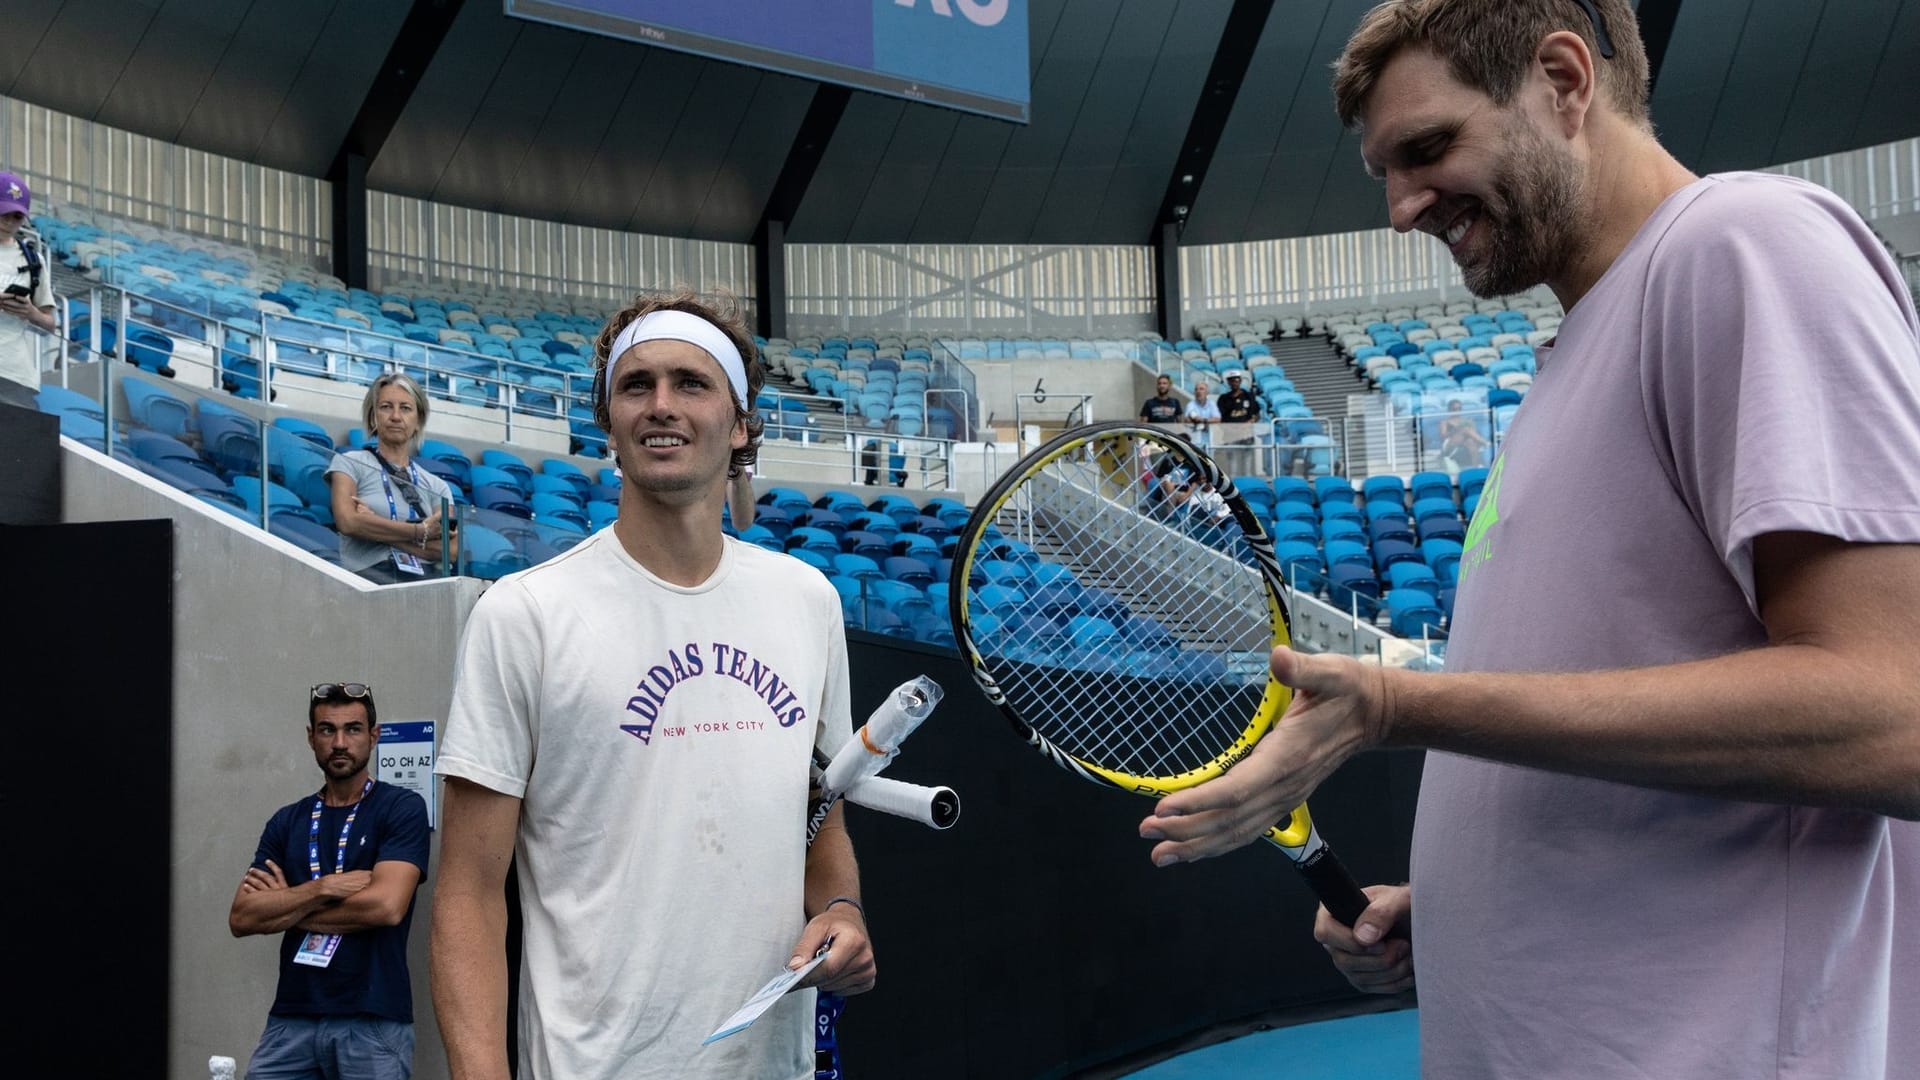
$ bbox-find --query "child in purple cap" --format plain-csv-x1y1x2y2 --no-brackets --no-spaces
0,171,57,406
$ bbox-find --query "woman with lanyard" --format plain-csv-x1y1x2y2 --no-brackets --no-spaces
327,373,459,583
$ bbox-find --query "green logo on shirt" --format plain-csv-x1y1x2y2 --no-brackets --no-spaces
1458,452,1505,583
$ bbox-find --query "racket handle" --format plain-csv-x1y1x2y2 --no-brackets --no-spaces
1296,846,1370,927
843,775,961,829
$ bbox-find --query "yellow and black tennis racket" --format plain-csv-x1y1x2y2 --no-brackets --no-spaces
949,421,1369,924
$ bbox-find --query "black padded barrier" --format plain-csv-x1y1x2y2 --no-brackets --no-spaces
839,632,1421,1079
7,519,174,1075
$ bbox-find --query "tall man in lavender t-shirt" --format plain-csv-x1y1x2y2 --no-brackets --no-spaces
1135,2,1920,1077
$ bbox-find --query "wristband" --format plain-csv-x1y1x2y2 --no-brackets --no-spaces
823,895,865,921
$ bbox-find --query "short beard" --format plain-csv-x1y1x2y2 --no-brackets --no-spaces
1462,122,1586,298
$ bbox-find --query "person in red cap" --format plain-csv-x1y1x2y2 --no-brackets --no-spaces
0,171,57,409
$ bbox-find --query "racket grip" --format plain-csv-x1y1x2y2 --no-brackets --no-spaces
843,775,961,830
1296,846,1371,927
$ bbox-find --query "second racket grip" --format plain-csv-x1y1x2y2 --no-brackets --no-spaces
1295,846,1371,928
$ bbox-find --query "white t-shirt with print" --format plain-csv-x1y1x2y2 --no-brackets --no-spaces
438,530,854,1080
0,234,56,392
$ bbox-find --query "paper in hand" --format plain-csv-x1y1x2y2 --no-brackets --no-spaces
702,943,830,1046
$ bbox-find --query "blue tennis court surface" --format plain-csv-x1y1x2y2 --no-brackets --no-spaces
1127,1008,1419,1078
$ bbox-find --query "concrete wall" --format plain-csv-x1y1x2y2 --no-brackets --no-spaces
967,357,1174,440
61,443,484,1080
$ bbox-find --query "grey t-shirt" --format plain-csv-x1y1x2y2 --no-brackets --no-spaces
324,448,456,572
1414,174,1920,1079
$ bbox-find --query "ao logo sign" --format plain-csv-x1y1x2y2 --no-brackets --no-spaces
894,0,1010,28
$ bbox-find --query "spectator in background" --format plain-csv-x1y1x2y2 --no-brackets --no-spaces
1139,373,1182,425
1217,371,1263,425
0,172,57,410
228,681,430,1080
1436,398,1491,473
327,373,459,584
1183,380,1221,448
1217,370,1267,474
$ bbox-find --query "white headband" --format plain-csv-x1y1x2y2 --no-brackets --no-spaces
601,310,749,409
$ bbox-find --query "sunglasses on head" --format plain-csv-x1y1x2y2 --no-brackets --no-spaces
311,682,373,700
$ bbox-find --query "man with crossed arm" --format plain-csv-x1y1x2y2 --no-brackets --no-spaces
229,682,430,1079
1140,2,1920,1078
431,291,873,1080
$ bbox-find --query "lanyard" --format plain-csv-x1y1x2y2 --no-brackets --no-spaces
375,456,424,522
308,778,374,878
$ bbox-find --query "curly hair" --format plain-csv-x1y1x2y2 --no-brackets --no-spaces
1333,0,1650,132
591,288,765,476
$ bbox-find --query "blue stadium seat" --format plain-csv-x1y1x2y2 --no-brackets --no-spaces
1367,516,1415,547
531,492,590,532
199,411,264,477
798,507,850,539
1457,466,1489,501
1320,517,1367,546
1323,539,1372,570
1270,519,1316,545
1361,475,1406,505
760,486,812,516
738,524,782,552
1410,471,1453,504
978,560,1031,587
1272,476,1315,506
123,379,194,439
1372,538,1424,574
1388,590,1447,639
274,416,335,450
1423,538,1464,585
842,531,893,560
786,527,841,560
470,463,525,497
269,513,341,561
1386,561,1441,600
462,525,529,579
848,511,900,539
473,484,533,519
480,448,533,489
883,556,936,588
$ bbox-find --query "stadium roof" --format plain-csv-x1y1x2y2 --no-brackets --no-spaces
6,0,1915,246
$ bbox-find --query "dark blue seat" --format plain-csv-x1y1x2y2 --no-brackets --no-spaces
1372,538,1424,575
842,530,893,560
198,412,264,477
1367,515,1415,547
883,556,936,588
473,484,533,519
1327,564,1381,614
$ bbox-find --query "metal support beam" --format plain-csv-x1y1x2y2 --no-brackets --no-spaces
330,152,369,290
1152,0,1275,242
754,218,787,341
326,0,466,288
753,84,851,339
1154,222,1184,343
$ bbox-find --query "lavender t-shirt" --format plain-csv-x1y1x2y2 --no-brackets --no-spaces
1413,174,1920,1079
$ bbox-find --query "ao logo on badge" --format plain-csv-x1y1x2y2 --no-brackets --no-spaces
893,0,1010,28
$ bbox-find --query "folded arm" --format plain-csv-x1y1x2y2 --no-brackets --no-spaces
228,860,372,937
298,860,423,933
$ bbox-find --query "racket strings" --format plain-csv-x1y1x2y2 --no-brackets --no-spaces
973,434,1276,779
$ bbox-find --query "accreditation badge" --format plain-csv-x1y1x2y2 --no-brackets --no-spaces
292,932,343,968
